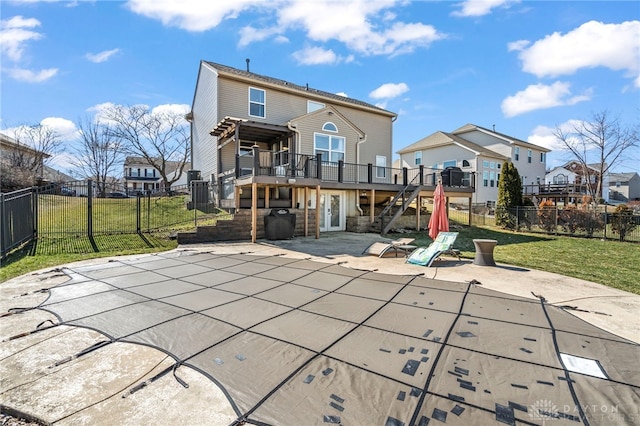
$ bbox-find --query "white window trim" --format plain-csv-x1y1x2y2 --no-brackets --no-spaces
322,122,338,132
314,132,345,165
376,155,387,178
248,87,266,118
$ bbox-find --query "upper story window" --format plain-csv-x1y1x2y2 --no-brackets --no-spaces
514,147,520,161
490,161,496,169
314,132,345,164
527,149,532,163
308,100,325,113
322,122,338,132
462,159,470,167
249,87,265,118
540,152,546,163
483,160,490,168
443,160,456,168
414,151,422,165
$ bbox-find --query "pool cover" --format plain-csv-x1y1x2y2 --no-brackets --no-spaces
32,251,640,425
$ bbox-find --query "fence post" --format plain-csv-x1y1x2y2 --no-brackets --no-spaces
32,186,38,240
136,195,141,234
338,160,344,182
87,179,93,238
603,204,607,240
516,206,519,230
0,192,5,261
316,153,322,180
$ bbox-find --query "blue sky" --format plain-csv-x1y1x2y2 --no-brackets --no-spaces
1,0,639,175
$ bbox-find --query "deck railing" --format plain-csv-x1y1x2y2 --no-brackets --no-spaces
234,149,475,189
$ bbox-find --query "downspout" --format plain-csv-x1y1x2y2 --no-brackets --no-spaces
356,133,367,216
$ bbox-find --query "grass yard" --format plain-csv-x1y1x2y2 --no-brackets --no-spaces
2,195,638,296
392,225,640,295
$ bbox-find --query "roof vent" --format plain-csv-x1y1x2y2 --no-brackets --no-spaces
246,58,250,72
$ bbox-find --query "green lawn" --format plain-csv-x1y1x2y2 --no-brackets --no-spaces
2,199,639,296
391,226,640,295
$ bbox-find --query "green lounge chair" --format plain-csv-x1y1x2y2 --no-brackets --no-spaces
406,232,460,266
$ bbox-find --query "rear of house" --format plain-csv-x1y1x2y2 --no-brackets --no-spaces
187,61,474,241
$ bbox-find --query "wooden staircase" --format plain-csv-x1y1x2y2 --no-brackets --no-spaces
377,175,423,234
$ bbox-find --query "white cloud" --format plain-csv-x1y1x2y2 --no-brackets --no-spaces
151,103,190,117
501,81,591,117
277,1,445,56
528,124,568,151
0,15,42,61
7,67,58,82
1,15,60,83
291,46,354,65
369,82,409,99
336,92,348,97
511,20,640,87
86,48,120,63
451,0,518,17
507,39,529,52
6,117,78,138
126,0,445,58
40,117,79,140
125,0,261,32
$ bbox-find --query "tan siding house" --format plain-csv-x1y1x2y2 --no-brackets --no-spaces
188,61,474,241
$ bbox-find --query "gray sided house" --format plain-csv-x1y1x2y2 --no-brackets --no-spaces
398,124,549,206
187,61,474,241
609,172,640,202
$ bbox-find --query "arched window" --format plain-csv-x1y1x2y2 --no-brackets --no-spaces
462,160,470,167
322,122,338,132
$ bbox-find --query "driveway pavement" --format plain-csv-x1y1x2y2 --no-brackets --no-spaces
1,233,638,425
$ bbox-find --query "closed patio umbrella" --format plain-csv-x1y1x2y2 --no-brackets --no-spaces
428,183,449,239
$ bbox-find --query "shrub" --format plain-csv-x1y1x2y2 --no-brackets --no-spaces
610,204,637,242
537,200,557,233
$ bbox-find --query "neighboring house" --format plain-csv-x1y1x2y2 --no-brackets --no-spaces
545,161,610,202
398,124,549,205
0,132,50,179
42,165,74,183
123,157,190,194
609,172,640,202
188,61,474,240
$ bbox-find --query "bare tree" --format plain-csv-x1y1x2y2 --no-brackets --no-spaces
71,117,124,197
102,104,190,192
554,110,639,202
1,124,61,189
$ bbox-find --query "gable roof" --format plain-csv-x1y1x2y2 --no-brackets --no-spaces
452,123,550,152
203,61,396,118
397,131,508,160
124,156,189,174
609,172,639,182
289,105,365,139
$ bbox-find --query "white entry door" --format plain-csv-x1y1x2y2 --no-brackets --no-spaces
319,191,345,232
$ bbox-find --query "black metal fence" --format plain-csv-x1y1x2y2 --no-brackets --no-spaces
493,205,640,242
1,179,222,259
1,187,37,261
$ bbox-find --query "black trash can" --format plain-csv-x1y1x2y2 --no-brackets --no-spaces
264,208,296,240
441,166,464,186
